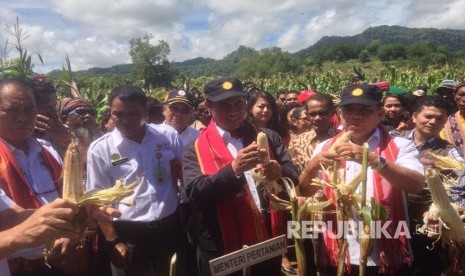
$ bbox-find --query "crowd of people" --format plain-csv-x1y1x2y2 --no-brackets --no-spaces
0,74,464,276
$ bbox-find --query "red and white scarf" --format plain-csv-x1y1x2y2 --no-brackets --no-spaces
0,139,62,209
321,127,412,274
194,122,268,253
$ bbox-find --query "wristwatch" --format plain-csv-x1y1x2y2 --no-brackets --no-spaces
371,156,387,171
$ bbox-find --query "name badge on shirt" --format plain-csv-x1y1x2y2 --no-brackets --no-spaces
154,151,166,184
111,153,128,166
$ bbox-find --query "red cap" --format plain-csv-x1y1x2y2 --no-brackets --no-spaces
297,90,317,105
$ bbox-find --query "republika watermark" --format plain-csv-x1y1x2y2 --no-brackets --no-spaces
286,220,431,239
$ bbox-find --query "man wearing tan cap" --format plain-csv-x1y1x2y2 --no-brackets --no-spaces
160,89,199,147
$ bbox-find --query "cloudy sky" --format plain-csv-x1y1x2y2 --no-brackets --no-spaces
1,0,464,73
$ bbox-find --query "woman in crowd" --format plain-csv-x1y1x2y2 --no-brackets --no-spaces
381,92,411,131
247,90,291,147
246,89,296,275
289,106,311,136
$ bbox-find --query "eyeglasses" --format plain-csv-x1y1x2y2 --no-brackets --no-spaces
168,105,192,114
307,110,330,117
69,109,96,117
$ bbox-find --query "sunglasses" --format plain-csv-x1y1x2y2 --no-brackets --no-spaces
69,109,96,117
168,105,192,114
306,110,330,117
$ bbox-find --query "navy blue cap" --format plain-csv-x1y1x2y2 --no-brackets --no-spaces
204,77,248,102
339,83,382,106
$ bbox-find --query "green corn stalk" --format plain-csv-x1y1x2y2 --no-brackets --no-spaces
359,144,389,276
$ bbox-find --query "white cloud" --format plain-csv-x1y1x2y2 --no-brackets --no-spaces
406,0,465,29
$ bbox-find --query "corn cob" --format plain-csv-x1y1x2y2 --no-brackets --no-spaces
62,140,139,206
425,168,465,246
424,168,465,274
45,140,140,267
252,132,282,194
257,131,270,163
62,141,84,203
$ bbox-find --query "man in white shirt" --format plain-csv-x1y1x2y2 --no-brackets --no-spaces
300,83,425,275
86,85,185,275
0,193,78,276
0,190,123,276
0,77,71,274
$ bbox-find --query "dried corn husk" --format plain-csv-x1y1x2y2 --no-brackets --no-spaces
422,168,465,274
62,140,139,206
425,151,465,171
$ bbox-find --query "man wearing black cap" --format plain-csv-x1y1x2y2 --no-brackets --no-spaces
182,77,298,276
160,89,199,147
300,83,425,275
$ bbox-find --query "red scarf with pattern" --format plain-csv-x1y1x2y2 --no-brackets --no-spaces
321,127,412,274
194,122,268,253
0,139,62,209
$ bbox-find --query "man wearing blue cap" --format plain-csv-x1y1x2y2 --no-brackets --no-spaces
183,77,298,276
300,83,425,275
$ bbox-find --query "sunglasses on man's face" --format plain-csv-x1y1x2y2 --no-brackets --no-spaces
168,105,192,114
68,108,96,117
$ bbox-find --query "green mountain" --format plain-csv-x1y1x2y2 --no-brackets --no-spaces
172,45,258,77
51,25,465,78
295,25,465,57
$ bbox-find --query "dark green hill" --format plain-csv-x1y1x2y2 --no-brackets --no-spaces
172,45,258,77
295,25,465,57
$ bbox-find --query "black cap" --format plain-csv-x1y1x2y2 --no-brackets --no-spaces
164,89,195,108
204,77,248,102
339,83,382,106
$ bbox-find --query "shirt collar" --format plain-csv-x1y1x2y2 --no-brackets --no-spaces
214,121,244,143
111,124,149,146
0,137,41,156
215,121,230,141
365,127,381,147
409,130,439,150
